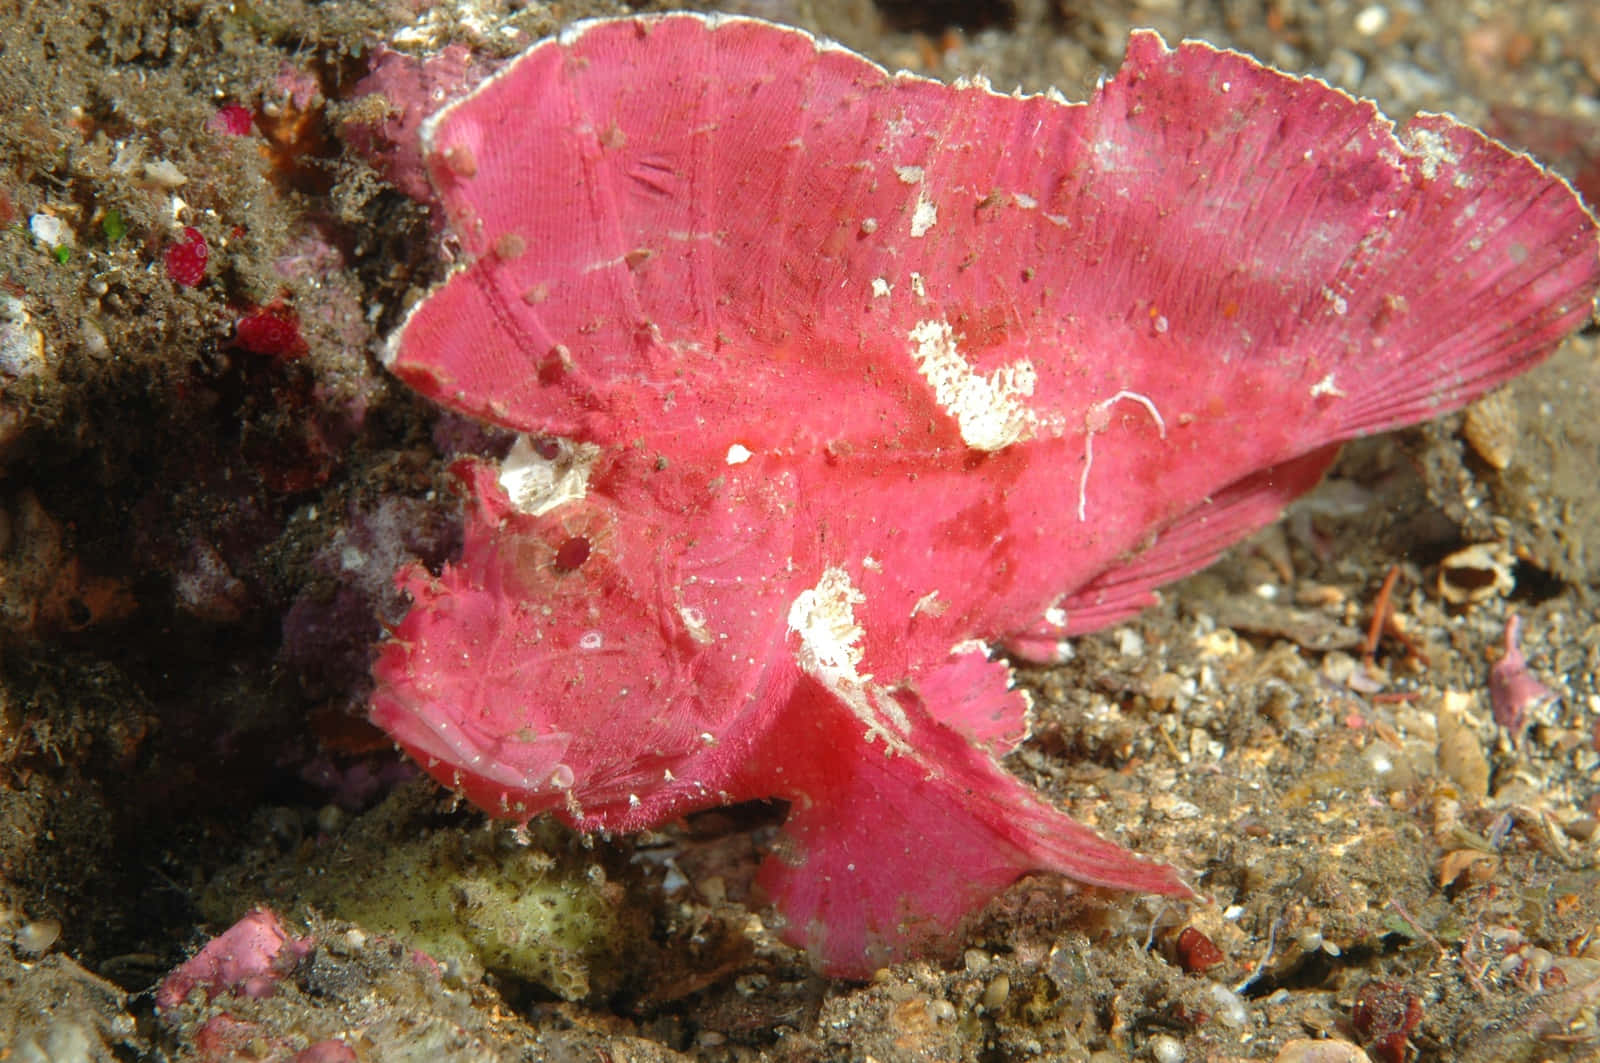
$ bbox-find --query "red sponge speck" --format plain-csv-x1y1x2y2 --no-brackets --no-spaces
163,226,209,287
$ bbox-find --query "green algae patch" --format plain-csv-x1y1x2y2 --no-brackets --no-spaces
204,784,638,1001
312,825,623,1000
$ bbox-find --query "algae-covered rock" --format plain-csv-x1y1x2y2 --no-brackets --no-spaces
310,827,621,999
205,784,638,1001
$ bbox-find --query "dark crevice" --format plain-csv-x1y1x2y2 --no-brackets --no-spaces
874,0,1018,34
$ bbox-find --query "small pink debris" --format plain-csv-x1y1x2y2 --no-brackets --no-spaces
1489,613,1558,744
163,226,209,287
347,45,494,208
208,103,255,137
156,907,312,1012
370,15,1600,976
274,62,325,113
234,302,306,358
191,1015,276,1058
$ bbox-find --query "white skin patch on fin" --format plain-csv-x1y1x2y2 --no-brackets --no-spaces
787,566,911,750
1403,125,1461,182
909,189,937,237
894,165,937,237
908,320,1037,452
1310,372,1346,398
1077,390,1166,522
678,603,713,645
498,435,602,516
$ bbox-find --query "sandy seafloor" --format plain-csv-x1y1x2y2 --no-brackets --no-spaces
1,0,1598,1059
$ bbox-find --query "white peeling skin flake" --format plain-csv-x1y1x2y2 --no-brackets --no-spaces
1404,124,1461,181
1310,372,1347,398
908,320,1037,451
786,567,910,748
786,566,868,681
909,191,938,237
497,435,601,516
678,604,713,644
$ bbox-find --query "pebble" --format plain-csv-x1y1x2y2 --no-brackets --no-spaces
0,297,47,378
16,918,62,954
982,973,1010,1010
1354,5,1389,37
315,804,345,834
1321,47,1365,91
1274,1039,1368,1063
13,1022,97,1063
27,213,69,249
1437,702,1490,800
142,159,188,188
1149,1033,1185,1062
1207,982,1250,1028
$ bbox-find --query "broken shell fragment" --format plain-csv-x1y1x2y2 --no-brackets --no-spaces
1437,542,1515,605
1460,388,1519,470
1436,695,1491,801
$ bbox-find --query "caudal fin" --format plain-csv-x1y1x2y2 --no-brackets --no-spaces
1316,116,1598,440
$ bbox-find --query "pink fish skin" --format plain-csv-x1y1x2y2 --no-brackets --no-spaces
371,15,1600,977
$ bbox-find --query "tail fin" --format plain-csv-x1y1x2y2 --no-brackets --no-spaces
1318,117,1598,439
746,674,1190,978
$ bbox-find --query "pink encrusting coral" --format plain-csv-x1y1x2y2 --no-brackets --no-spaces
370,15,1600,976
208,102,256,137
234,301,306,359
164,226,209,287
157,908,312,1012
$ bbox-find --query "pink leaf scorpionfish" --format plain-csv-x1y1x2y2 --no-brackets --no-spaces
369,15,1600,976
